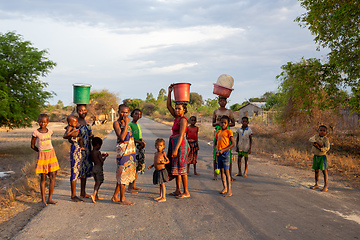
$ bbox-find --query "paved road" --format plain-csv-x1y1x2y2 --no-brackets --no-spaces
13,117,360,239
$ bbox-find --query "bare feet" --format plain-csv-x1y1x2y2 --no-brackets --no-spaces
120,199,135,205
46,200,58,205
321,187,328,192
95,196,104,200
243,174,247,178
219,189,227,194
71,196,83,202
231,177,236,181
111,196,120,202
133,186,143,191
154,196,162,201
310,185,319,189
80,194,91,198
188,174,192,177
223,192,232,197
234,173,242,177
127,189,138,194
90,194,96,203
157,198,166,202
212,177,218,181
169,191,181,196
41,201,47,207
194,172,200,176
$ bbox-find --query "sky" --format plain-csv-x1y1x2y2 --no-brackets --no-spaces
0,0,329,106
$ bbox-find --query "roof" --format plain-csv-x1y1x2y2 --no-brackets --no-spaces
237,102,266,110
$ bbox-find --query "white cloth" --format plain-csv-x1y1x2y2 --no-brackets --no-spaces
236,126,252,152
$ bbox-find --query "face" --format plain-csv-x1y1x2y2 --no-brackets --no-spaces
318,127,327,137
69,118,78,127
218,98,227,107
241,118,249,127
220,118,229,130
132,110,141,121
77,105,87,119
38,117,49,129
174,104,185,117
119,106,129,119
189,118,196,125
156,142,165,152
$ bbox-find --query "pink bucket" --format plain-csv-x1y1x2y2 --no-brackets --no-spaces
213,83,233,98
173,83,191,102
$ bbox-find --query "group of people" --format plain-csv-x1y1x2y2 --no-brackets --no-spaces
30,85,330,206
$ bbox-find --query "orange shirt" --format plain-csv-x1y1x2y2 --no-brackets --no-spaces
215,129,233,150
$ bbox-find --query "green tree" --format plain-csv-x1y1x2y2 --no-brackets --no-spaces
189,92,203,106
205,97,218,108
157,88,166,101
296,0,360,84
88,90,119,120
0,32,56,128
230,103,242,111
146,92,155,103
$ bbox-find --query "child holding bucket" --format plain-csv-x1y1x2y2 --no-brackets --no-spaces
212,96,235,181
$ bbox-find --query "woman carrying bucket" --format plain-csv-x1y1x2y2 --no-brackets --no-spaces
166,84,191,199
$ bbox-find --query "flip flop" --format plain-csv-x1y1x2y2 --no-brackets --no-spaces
168,192,179,196
176,194,190,199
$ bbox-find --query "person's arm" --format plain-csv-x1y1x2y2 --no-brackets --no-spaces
31,136,38,152
320,137,330,153
113,118,129,141
172,118,187,157
63,127,78,139
248,134,252,154
163,151,170,164
212,110,218,127
228,111,236,127
167,84,176,118
236,131,239,152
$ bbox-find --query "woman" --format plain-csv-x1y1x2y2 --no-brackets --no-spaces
167,84,190,199
111,104,137,205
65,104,93,202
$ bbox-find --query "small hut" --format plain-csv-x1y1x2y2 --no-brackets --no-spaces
237,102,265,120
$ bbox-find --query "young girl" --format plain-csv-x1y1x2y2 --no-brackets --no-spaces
187,116,200,176
31,113,60,206
148,138,169,202
128,108,146,193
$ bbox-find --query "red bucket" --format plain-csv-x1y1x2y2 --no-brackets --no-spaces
213,83,233,98
173,83,191,102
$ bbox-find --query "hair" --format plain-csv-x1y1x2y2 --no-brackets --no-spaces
220,115,230,123
130,108,142,117
155,138,165,146
175,102,188,114
67,115,77,123
319,125,327,131
76,104,87,113
38,113,49,122
242,116,249,121
189,116,197,121
218,96,227,101
92,137,103,147
118,104,129,111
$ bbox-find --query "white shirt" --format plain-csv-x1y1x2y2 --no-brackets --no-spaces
236,126,252,152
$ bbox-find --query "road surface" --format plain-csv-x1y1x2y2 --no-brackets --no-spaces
13,117,360,239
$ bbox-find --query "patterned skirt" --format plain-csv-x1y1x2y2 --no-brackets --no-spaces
166,135,190,180
35,149,59,174
116,155,136,185
187,140,198,165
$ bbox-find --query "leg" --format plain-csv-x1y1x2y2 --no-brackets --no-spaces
80,177,90,198
91,181,102,203
194,163,200,175
243,157,249,178
78,137,86,150
132,172,143,191
40,173,47,206
112,183,121,202
223,169,232,197
70,180,83,202
47,172,58,205
154,185,162,201
213,159,218,180
120,183,135,205
230,161,236,181
310,169,320,189
187,164,191,175
219,168,227,194
181,175,190,196
234,155,243,176
321,170,328,192
157,183,167,202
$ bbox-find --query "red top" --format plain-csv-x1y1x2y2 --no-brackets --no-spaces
186,126,198,141
172,116,188,136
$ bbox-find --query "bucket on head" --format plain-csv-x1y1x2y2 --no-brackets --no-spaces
213,83,233,98
73,83,92,104
173,83,191,102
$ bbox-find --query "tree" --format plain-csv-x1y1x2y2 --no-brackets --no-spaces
88,90,119,120
230,103,242,111
296,0,360,85
146,92,155,103
189,92,203,106
157,88,166,101
0,32,56,128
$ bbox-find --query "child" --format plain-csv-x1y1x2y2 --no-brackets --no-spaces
128,108,146,193
90,137,108,203
148,138,170,202
214,115,235,197
309,125,330,192
235,117,252,178
31,113,60,206
187,116,200,176
212,96,235,181
64,115,86,151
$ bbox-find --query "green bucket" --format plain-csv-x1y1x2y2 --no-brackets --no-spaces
73,83,92,104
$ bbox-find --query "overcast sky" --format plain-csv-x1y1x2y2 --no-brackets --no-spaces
0,0,329,106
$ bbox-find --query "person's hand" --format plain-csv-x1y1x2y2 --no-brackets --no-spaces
89,134,94,139
316,142,323,148
313,142,321,150
123,116,129,125
168,84,173,93
172,148,178,158
147,165,152,170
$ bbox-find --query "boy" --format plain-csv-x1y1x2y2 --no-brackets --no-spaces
212,96,236,180
90,137,109,203
309,125,330,192
215,115,235,197
64,115,86,151
235,117,252,178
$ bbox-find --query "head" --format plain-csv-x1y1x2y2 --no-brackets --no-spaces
38,114,49,128
155,138,165,152
189,116,197,125
241,116,249,128
118,104,130,119
67,115,78,127
92,137,103,149
76,104,87,119
220,115,230,130
218,96,227,108
174,102,188,117
130,108,142,121
318,125,327,137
